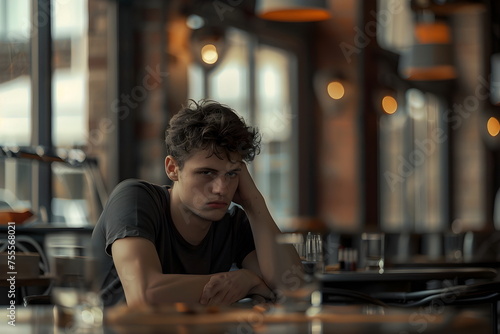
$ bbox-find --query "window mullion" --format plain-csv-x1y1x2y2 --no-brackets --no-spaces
30,0,53,222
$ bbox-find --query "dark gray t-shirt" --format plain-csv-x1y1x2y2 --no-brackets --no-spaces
91,179,255,306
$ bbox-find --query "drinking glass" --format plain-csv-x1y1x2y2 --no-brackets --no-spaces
444,232,464,263
305,232,324,274
275,232,322,314
45,232,103,333
360,233,385,273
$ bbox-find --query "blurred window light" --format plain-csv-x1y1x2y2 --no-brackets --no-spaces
255,44,295,227
0,0,89,147
208,29,248,118
0,0,31,146
0,0,31,39
380,89,450,233
52,0,88,147
407,88,426,120
0,0,93,226
186,14,205,30
376,0,413,53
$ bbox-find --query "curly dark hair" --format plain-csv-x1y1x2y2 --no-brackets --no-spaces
165,99,261,168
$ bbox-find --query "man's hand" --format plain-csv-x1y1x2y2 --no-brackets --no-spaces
199,269,272,305
232,163,262,211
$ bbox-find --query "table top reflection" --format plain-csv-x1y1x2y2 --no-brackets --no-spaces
4,301,494,334
321,267,498,282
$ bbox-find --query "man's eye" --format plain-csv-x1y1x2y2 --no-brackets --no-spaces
227,172,238,178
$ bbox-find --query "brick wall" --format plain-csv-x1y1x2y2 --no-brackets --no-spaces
314,0,362,232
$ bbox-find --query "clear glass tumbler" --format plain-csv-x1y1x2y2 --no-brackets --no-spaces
45,232,103,333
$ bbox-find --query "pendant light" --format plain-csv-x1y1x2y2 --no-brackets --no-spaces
490,53,500,106
399,18,456,81
255,0,331,22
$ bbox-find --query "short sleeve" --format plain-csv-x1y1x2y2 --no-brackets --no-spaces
98,179,165,256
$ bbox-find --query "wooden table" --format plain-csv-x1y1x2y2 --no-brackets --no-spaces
2,303,494,334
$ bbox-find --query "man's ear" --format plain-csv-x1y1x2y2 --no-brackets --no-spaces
165,156,179,181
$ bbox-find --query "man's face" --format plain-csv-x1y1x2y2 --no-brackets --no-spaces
172,149,242,223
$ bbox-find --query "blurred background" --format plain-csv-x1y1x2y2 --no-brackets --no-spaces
1,0,500,250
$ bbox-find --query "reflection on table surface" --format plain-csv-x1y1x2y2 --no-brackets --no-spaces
391,258,500,269
321,267,498,282
4,302,494,334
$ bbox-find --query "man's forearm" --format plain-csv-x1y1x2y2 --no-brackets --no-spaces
136,270,265,306
130,273,211,306
244,196,303,291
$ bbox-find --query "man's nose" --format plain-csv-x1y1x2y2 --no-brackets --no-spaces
212,175,229,194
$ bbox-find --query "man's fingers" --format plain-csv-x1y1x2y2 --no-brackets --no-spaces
200,276,226,304
201,274,243,306
200,279,217,304
208,287,231,306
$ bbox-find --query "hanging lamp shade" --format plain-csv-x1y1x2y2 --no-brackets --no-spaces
399,21,457,81
255,0,331,22
491,53,500,105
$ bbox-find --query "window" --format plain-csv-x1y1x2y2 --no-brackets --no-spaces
0,0,31,146
254,45,295,223
0,0,88,147
52,0,88,147
189,28,298,228
0,0,95,226
0,0,32,212
207,29,250,121
380,89,448,233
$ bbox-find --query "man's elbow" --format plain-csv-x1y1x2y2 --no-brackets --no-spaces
124,288,164,307
123,287,151,307
123,277,161,307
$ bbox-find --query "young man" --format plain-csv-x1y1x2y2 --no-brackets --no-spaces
92,100,302,307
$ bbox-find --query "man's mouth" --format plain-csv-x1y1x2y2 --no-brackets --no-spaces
206,201,227,209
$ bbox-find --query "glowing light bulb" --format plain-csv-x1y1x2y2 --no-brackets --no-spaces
201,44,218,64
487,117,500,137
327,81,345,100
382,95,398,114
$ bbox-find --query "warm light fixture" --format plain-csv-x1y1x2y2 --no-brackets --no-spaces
327,81,345,100
201,44,218,64
190,25,226,70
374,88,400,115
314,69,350,115
255,0,331,22
381,95,398,115
399,20,457,81
480,105,500,150
487,117,500,137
